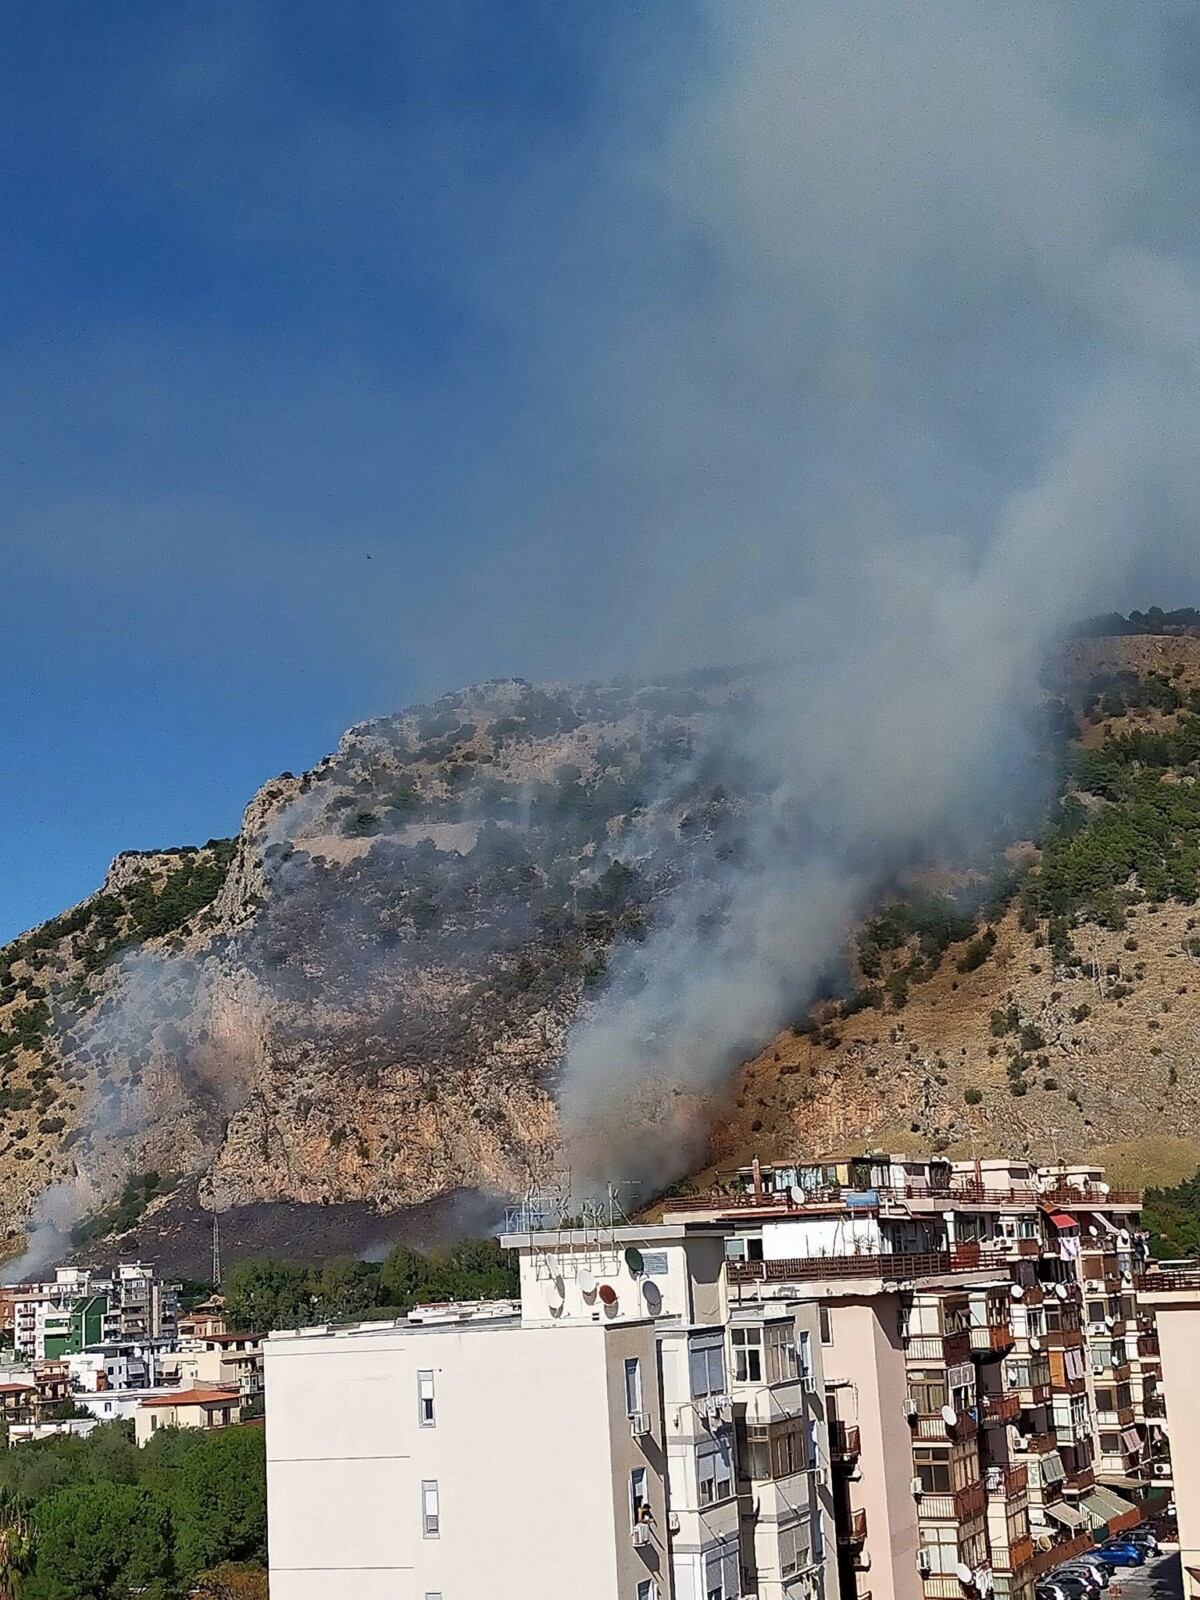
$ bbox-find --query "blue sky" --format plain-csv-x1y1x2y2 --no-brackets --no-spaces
0,2,694,938
5,2,1200,944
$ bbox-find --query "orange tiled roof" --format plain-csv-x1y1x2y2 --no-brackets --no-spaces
140,1388,239,1408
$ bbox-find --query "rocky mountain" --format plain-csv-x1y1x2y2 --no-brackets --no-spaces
0,675,754,1267
6,622,1200,1272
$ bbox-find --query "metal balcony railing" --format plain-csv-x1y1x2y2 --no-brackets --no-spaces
979,1391,1021,1423
838,1508,867,1544
831,1422,861,1461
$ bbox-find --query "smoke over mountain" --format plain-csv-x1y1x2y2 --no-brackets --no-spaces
549,3,1200,1181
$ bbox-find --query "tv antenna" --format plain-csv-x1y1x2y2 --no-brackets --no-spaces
211,1210,223,1288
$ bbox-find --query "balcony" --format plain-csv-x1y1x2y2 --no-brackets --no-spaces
1044,1327,1084,1349
985,1463,1028,1498
1062,1465,1095,1493
831,1422,861,1462
1019,1381,1053,1406
971,1324,1016,1356
980,1392,1021,1424
1137,1334,1160,1359
919,1480,986,1522
906,1330,972,1365
838,1508,867,1545
995,1534,1035,1572
1018,1430,1057,1454
912,1411,978,1442
726,1242,1000,1286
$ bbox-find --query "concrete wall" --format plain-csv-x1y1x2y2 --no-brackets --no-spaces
824,1293,921,1600
265,1316,666,1600
1140,1288,1200,1599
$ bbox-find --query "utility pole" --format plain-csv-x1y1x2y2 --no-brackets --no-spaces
211,1212,222,1289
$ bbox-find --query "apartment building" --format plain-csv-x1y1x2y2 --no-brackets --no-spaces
2,1262,180,1360
1133,1265,1200,1597
264,1155,1165,1600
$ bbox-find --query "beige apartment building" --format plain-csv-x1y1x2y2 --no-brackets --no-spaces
264,1154,1167,1600
1133,1267,1199,1597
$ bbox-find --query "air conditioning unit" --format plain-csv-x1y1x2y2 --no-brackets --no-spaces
917,1550,933,1576
1152,1462,1172,1478
630,1411,651,1437
667,1511,681,1533
904,1396,918,1418
632,1524,652,1547
911,1475,924,1498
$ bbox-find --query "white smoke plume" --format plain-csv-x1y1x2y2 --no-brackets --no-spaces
552,3,1200,1180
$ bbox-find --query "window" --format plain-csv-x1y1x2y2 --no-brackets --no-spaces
425,1594,443,1600
819,1305,832,1345
625,1357,643,1418
913,1444,951,1493
698,1440,733,1504
765,1322,798,1385
690,1341,726,1398
418,1370,436,1428
421,1480,440,1538
731,1326,763,1383
630,1467,650,1529
779,1519,811,1577
637,1583,657,1600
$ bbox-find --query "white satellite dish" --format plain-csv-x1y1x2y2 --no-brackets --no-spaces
1010,1284,1025,1300
956,1562,974,1587
1055,1282,1069,1300
577,1268,597,1295
642,1281,662,1314
1088,1225,1099,1238
1030,1335,1042,1351
941,1404,958,1428
1099,1182,1111,1195
1105,1315,1115,1329
1119,1229,1130,1243
790,1185,807,1205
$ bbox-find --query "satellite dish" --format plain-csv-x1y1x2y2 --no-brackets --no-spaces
598,1283,618,1307
1010,1284,1025,1300
1089,1225,1099,1238
624,1247,645,1276
1105,1315,1115,1329
1055,1283,1069,1301
790,1185,807,1204
941,1404,958,1428
1099,1182,1111,1195
642,1281,662,1313
956,1562,974,1586
578,1268,597,1295
547,1275,565,1306
1119,1229,1130,1243
1030,1335,1042,1351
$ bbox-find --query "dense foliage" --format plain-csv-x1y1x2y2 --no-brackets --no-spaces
223,1236,519,1333
1142,1169,1200,1259
0,1421,265,1599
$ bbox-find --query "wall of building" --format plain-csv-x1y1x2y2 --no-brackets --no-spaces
265,1316,666,1600
823,1292,921,1600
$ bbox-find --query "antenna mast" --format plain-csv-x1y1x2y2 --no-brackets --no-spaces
211,1211,223,1288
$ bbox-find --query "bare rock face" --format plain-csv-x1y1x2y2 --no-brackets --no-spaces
0,676,745,1254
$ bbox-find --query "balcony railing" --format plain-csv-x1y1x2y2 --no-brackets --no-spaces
919,1480,986,1523
980,1392,1021,1424
831,1422,861,1461
727,1243,999,1285
996,1535,1035,1572
1137,1334,1160,1359
1018,1430,1057,1454
906,1331,972,1365
838,1508,867,1545
971,1324,1016,1355
913,1411,978,1442
1044,1327,1084,1349
1135,1268,1200,1293
985,1463,1028,1497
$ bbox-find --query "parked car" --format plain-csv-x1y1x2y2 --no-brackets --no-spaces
1126,1528,1159,1554
1093,1541,1147,1568
1055,1558,1110,1588
1036,1585,1068,1600
1048,1573,1101,1600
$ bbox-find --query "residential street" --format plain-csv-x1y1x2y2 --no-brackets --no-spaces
1103,1552,1183,1600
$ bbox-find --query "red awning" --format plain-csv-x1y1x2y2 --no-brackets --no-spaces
1049,1211,1078,1229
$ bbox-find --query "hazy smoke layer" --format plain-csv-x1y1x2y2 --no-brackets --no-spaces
556,2,1200,1182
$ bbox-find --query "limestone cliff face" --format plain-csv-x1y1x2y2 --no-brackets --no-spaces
0,677,743,1252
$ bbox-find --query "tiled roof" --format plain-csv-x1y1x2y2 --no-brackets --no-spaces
139,1387,239,1409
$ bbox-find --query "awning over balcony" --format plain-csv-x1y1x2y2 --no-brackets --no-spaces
1120,1427,1142,1454
1048,1212,1079,1230
1081,1487,1136,1529
1044,1502,1088,1530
